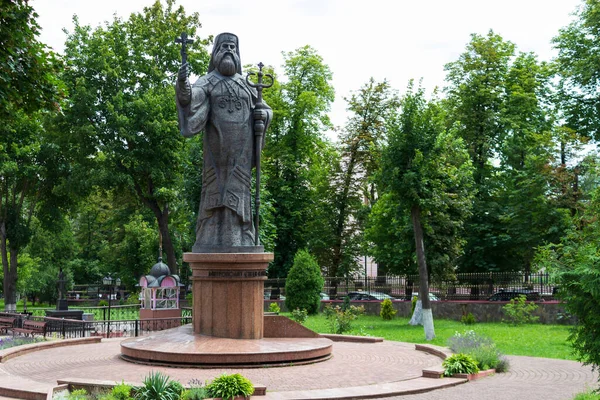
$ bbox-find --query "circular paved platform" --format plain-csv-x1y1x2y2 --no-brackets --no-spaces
0,338,596,399
1,339,440,391
120,325,333,367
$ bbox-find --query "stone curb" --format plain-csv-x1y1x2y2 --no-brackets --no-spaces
0,336,102,363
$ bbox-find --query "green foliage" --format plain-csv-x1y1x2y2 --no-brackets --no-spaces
181,387,208,400
534,187,600,377
284,250,324,314
502,295,539,325
98,300,109,307
0,0,62,118
379,298,397,320
61,0,211,275
442,353,480,376
573,389,600,400
553,0,600,141
461,312,476,325
411,295,418,315
291,308,308,324
342,295,351,312
181,379,208,400
372,82,474,280
206,373,254,400
68,389,89,400
111,382,133,400
309,79,400,278
324,304,365,334
447,330,506,371
268,302,281,313
134,371,182,400
262,46,335,278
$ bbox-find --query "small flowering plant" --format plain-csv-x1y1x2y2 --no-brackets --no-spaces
0,336,43,350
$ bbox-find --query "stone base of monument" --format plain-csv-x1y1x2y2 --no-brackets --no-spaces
121,252,333,367
120,316,333,367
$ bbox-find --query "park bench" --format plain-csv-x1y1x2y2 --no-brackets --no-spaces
0,317,16,334
12,320,47,338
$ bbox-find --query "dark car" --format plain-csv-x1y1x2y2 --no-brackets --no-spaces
345,291,395,301
487,290,540,301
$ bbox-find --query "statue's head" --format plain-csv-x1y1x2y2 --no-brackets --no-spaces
208,32,241,76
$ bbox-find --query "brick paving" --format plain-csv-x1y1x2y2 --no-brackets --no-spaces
0,338,597,399
389,355,598,400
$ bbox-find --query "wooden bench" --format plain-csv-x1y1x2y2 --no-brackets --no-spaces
12,320,47,338
0,317,16,334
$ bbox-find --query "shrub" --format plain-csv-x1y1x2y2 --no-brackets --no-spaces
411,295,418,315
324,304,365,334
495,356,511,373
268,302,280,313
442,353,479,376
461,312,476,325
342,295,350,311
134,371,182,400
125,292,141,305
68,389,89,400
111,381,133,400
502,295,539,325
291,308,308,324
285,250,324,315
206,373,254,400
447,330,505,371
98,300,109,307
380,298,397,320
181,379,208,400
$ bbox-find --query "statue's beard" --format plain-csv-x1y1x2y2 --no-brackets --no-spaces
217,53,238,76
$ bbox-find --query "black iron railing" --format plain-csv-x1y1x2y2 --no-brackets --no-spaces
1,312,191,339
265,272,558,301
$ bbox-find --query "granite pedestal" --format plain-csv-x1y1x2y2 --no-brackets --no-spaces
121,252,333,367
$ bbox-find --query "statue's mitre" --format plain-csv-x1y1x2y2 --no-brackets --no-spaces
215,32,238,47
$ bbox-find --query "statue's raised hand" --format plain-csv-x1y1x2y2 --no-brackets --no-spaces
178,62,189,82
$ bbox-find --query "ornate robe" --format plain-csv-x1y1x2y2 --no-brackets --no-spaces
177,71,272,252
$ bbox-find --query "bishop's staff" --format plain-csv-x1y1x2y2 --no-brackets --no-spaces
246,63,273,246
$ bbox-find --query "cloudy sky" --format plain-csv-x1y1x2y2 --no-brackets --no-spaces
33,0,582,131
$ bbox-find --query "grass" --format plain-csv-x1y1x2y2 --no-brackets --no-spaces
300,314,576,360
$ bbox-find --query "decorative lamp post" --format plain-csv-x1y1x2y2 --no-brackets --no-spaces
102,275,121,336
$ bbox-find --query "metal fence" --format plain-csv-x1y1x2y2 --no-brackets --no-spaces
0,312,192,339
265,272,557,301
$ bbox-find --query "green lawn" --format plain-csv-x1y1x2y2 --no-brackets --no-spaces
300,314,576,360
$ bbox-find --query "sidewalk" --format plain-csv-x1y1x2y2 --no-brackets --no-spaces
0,337,596,399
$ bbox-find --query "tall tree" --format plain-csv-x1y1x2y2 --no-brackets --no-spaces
262,45,335,278
0,1,64,311
61,0,210,274
553,0,600,142
444,31,569,273
379,83,474,340
310,79,400,279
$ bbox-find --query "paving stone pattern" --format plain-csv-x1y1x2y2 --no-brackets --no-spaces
0,338,597,399
390,355,598,400
0,339,441,391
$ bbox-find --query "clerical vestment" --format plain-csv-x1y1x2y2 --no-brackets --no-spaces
176,71,271,251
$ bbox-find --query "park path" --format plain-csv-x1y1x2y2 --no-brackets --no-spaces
389,355,598,400
0,337,596,399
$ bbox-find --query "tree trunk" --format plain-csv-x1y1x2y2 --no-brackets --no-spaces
156,206,178,276
1,221,17,312
410,205,435,340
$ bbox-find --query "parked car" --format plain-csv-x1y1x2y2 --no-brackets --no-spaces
345,291,396,301
264,291,285,301
319,292,330,300
410,292,440,301
487,290,539,302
